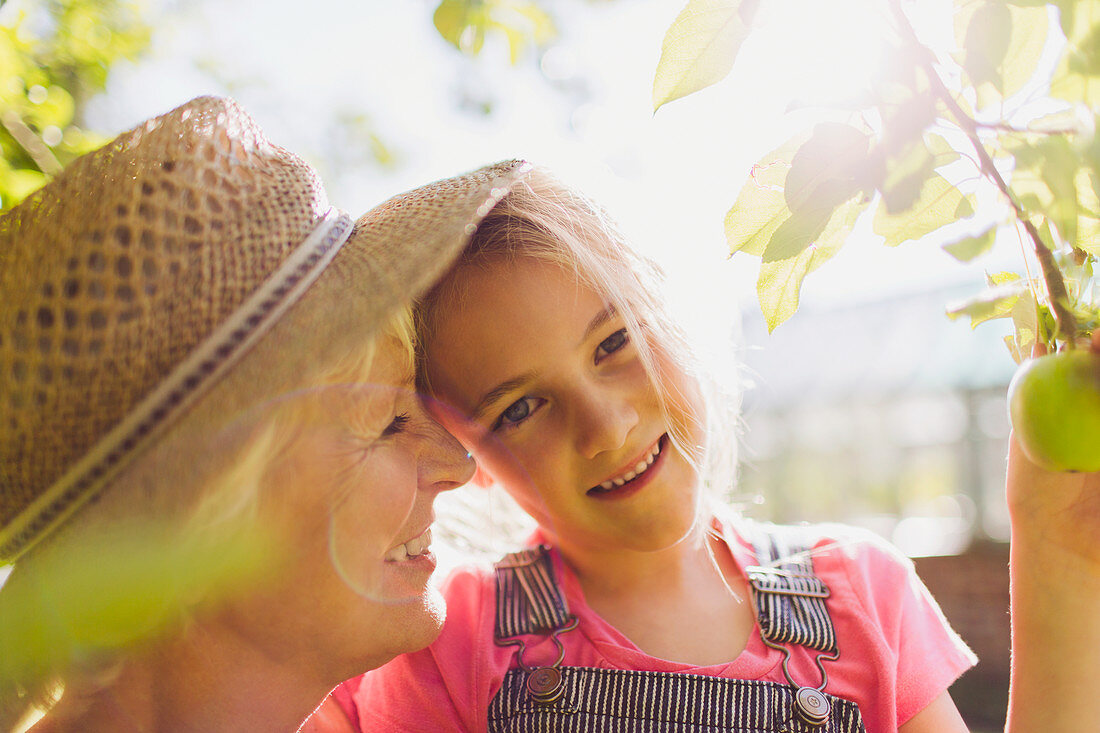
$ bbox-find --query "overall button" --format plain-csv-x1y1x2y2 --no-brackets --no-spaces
526,667,564,704
794,686,831,726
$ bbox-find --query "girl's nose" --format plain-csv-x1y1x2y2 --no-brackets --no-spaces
417,412,476,492
574,386,639,460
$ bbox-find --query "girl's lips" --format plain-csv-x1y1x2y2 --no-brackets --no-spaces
587,434,668,500
384,527,433,563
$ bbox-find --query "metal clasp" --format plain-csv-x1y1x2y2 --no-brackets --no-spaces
496,615,579,706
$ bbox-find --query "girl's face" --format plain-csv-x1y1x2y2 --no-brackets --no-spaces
423,255,704,558
218,337,475,677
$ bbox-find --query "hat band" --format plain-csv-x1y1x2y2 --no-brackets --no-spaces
0,209,355,563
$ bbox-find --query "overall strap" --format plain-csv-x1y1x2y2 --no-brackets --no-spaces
745,524,837,654
494,545,571,638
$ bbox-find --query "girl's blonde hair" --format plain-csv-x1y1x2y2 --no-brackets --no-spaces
0,308,415,730
416,167,741,530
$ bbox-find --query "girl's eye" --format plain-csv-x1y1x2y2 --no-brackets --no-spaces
381,412,411,437
595,328,630,363
493,397,544,431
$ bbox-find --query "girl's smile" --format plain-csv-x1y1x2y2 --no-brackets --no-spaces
422,254,704,557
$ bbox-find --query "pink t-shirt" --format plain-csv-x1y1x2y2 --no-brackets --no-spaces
333,519,975,733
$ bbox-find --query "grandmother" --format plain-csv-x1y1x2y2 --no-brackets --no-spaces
0,96,527,732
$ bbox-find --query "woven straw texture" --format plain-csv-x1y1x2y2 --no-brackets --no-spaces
337,159,530,334
0,96,330,539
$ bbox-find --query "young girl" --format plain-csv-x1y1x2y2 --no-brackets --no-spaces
328,161,1100,733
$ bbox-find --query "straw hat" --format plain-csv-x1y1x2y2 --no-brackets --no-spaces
0,94,530,563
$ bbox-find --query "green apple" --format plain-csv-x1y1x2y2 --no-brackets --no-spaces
1008,350,1100,473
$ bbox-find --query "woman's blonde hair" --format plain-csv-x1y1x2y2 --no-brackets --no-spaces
0,308,415,730
416,167,741,533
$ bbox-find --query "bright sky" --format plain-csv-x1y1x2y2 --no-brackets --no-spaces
70,0,1029,324
0,0,1051,376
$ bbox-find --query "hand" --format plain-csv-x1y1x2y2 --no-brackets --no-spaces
1006,331,1100,573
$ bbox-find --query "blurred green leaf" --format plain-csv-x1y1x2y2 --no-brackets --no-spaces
1040,135,1080,244
653,0,755,110
879,138,936,214
873,173,974,246
434,0,554,60
943,224,997,261
959,1,1013,92
954,1,1047,102
0,521,277,685
1,0,151,210
946,279,1027,327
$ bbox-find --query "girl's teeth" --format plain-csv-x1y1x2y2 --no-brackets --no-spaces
593,438,664,493
385,528,432,562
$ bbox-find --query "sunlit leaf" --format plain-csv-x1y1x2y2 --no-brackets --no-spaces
945,279,1027,328
1008,286,1042,361
434,0,470,49
925,132,962,165
1000,4,1049,97
784,122,871,214
1077,166,1100,255
1051,5,1100,104
943,224,997,261
872,173,974,246
653,0,754,110
960,1,1013,91
955,1,1048,101
879,138,935,214
725,134,806,256
757,196,860,332
1039,135,1080,244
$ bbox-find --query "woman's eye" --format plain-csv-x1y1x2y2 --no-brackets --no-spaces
381,412,411,437
493,397,543,431
595,328,630,363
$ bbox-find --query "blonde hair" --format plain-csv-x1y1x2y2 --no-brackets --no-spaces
0,307,415,730
416,167,741,530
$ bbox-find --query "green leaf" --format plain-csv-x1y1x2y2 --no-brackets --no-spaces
873,173,974,246
955,1,1048,102
653,0,753,110
1051,4,1100,105
433,0,467,46
945,280,1027,328
988,270,1023,286
1007,285,1042,361
879,138,936,215
784,122,871,214
962,1,1013,91
1039,135,1079,244
725,134,807,257
756,196,861,332
943,224,997,262
0,521,276,683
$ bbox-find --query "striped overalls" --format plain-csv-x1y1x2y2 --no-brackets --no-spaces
487,526,868,732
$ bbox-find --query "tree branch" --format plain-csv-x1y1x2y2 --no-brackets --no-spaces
886,0,1078,347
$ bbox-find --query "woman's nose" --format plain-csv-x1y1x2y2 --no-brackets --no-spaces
417,413,476,492
574,385,639,460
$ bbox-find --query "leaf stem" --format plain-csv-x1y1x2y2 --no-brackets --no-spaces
885,0,1077,347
